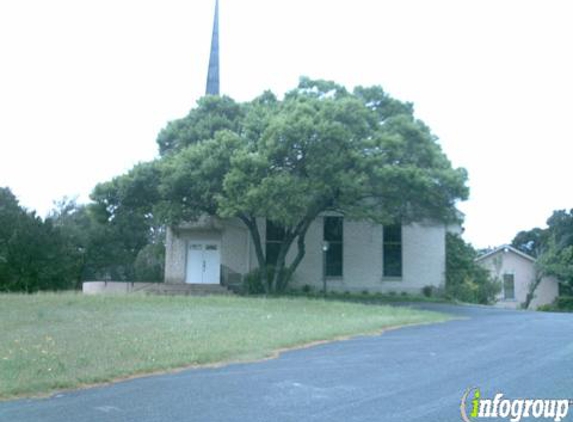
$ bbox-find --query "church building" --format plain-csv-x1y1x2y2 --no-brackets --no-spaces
163,0,456,294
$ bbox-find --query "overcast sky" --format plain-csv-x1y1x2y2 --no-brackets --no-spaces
0,0,571,248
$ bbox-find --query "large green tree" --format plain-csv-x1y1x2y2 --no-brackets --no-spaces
151,78,468,292
88,162,165,281
0,188,81,292
46,194,165,285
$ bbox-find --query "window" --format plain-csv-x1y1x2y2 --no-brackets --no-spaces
266,220,285,267
383,225,402,278
503,274,515,300
324,217,343,277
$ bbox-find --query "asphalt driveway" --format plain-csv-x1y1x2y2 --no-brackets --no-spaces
1,304,572,422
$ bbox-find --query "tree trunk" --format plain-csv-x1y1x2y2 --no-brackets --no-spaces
239,215,269,294
523,269,543,309
271,231,297,293
240,210,320,294
280,220,313,292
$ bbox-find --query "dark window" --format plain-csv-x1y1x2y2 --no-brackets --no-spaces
503,274,515,299
383,225,402,277
324,217,343,277
266,220,285,266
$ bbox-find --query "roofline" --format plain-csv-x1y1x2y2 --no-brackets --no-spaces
475,244,536,263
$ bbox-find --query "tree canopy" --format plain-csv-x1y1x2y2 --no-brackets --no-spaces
511,209,573,293
511,227,547,258
0,184,166,293
87,163,165,281
91,78,468,293
537,210,573,289
0,188,82,292
145,78,467,292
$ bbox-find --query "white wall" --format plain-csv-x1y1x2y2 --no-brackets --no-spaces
271,218,446,294
165,217,447,294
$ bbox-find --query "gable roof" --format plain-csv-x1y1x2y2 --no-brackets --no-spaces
475,244,536,263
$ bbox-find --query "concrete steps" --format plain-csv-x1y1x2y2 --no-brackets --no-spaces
83,281,235,296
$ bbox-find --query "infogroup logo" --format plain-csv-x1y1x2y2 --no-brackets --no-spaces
460,387,571,422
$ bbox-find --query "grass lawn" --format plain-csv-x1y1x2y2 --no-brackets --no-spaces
0,292,450,400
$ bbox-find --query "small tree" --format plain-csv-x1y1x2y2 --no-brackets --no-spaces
538,210,573,290
510,210,573,307
522,266,544,309
446,233,500,304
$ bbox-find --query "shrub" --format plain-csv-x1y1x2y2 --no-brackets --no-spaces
242,267,290,295
242,268,267,295
446,233,501,304
536,297,573,313
537,304,555,312
556,296,573,311
422,285,434,298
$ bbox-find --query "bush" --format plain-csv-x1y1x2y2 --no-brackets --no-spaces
421,285,447,299
536,296,573,313
242,268,267,295
537,304,555,312
556,296,573,311
422,285,434,297
242,267,291,295
446,233,501,304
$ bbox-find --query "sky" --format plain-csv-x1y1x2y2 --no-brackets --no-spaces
0,0,571,248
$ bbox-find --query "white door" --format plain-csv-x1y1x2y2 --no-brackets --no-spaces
202,244,221,284
186,244,204,284
186,242,221,284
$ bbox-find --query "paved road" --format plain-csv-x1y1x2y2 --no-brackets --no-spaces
1,304,572,422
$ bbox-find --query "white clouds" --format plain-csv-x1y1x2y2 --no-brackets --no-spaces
0,0,571,246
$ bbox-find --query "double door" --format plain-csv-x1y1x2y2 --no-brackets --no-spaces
186,242,220,284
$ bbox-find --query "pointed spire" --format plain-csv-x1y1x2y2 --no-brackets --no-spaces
206,0,220,95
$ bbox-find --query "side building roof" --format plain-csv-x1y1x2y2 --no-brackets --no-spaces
475,244,536,263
